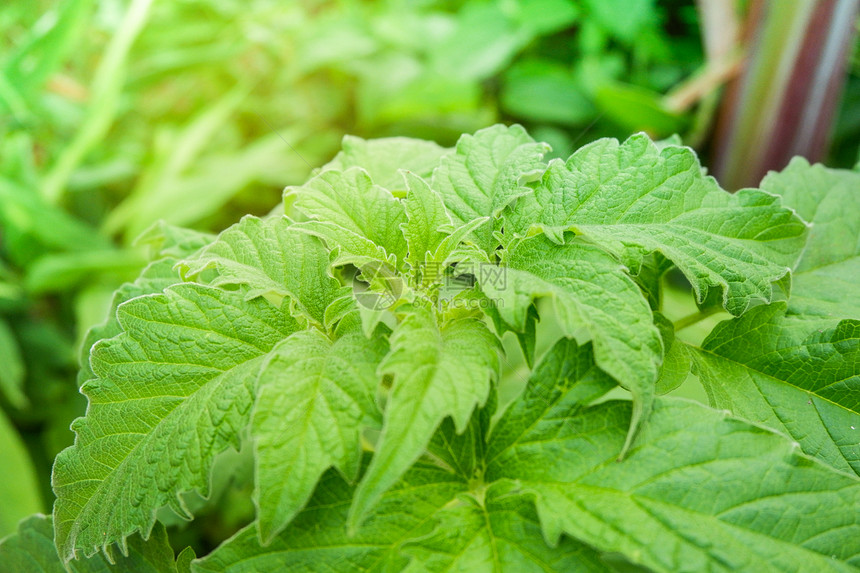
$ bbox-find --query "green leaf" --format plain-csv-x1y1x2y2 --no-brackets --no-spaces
194,462,466,573
400,171,489,277
480,234,662,452
400,481,609,573
77,258,185,386
431,124,549,254
488,389,860,571
324,135,449,191
423,393,496,483
632,253,674,311
287,168,408,266
760,158,860,319
690,302,860,476
53,284,300,561
134,221,216,260
177,216,341,325
501,59,594,126
197,347,609,572
594,83,687,136
653,312,692,395
0,514,177,573
175,547,196,573
507,134,808,316
0,409,42,537
350,307,500,528
253,330,387,542
402,171,454,270
486,338,617,464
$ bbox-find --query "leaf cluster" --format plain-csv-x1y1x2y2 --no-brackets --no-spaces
6,124,856,571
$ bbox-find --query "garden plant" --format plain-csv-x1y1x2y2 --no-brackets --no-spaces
2,123,858,571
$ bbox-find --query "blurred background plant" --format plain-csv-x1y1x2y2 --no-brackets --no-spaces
0,0,857,554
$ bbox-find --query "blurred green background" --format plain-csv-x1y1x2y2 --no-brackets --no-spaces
1,0,858,555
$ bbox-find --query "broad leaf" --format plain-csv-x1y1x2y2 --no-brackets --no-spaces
487,338,618,466
287,168,409,266
653,312,692,395
78,223,210,385
198,457,607,573
196,344,609,573
402,171,454,270
77,258,185,385
194,462,467,573
177,216,340,325
201,337,860,572
135,221,215,260
0,514,177,573
690,302,860,476
507,134,808,315
431,124,549,254
53,284,299,561
486,348,860,572
400,481,609,573
760,158,860,319
253,329,388,542
480,234,662,450
349,307,500,527
323,135,449,191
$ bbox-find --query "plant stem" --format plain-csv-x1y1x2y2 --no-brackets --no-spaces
674,307,720,331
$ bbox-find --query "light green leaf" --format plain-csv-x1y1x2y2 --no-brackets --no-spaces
134,221,215,260
350,307,500,528
196,355,607,573
429,217,490,268
760,158,860,319
194,462,466,573
253,330,387,542
0,409,42,537
653,312,692,395
431,124,549,254
480,234,662,451
53,284,300,561
690,302,860,476
77,258,185,386
486,338,617,464
177,216,340,325
323,135,449,191
175,547,196,573
507,134,808,315
488,374,860,571
401,481,609,573
423,395,495,483
0,514,177,573
287,168,409,266
402,171,454,270
0,319,26,408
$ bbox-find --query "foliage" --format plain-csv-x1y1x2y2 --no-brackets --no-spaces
0,124,855,570
0,0,706,539
2,1,859,570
